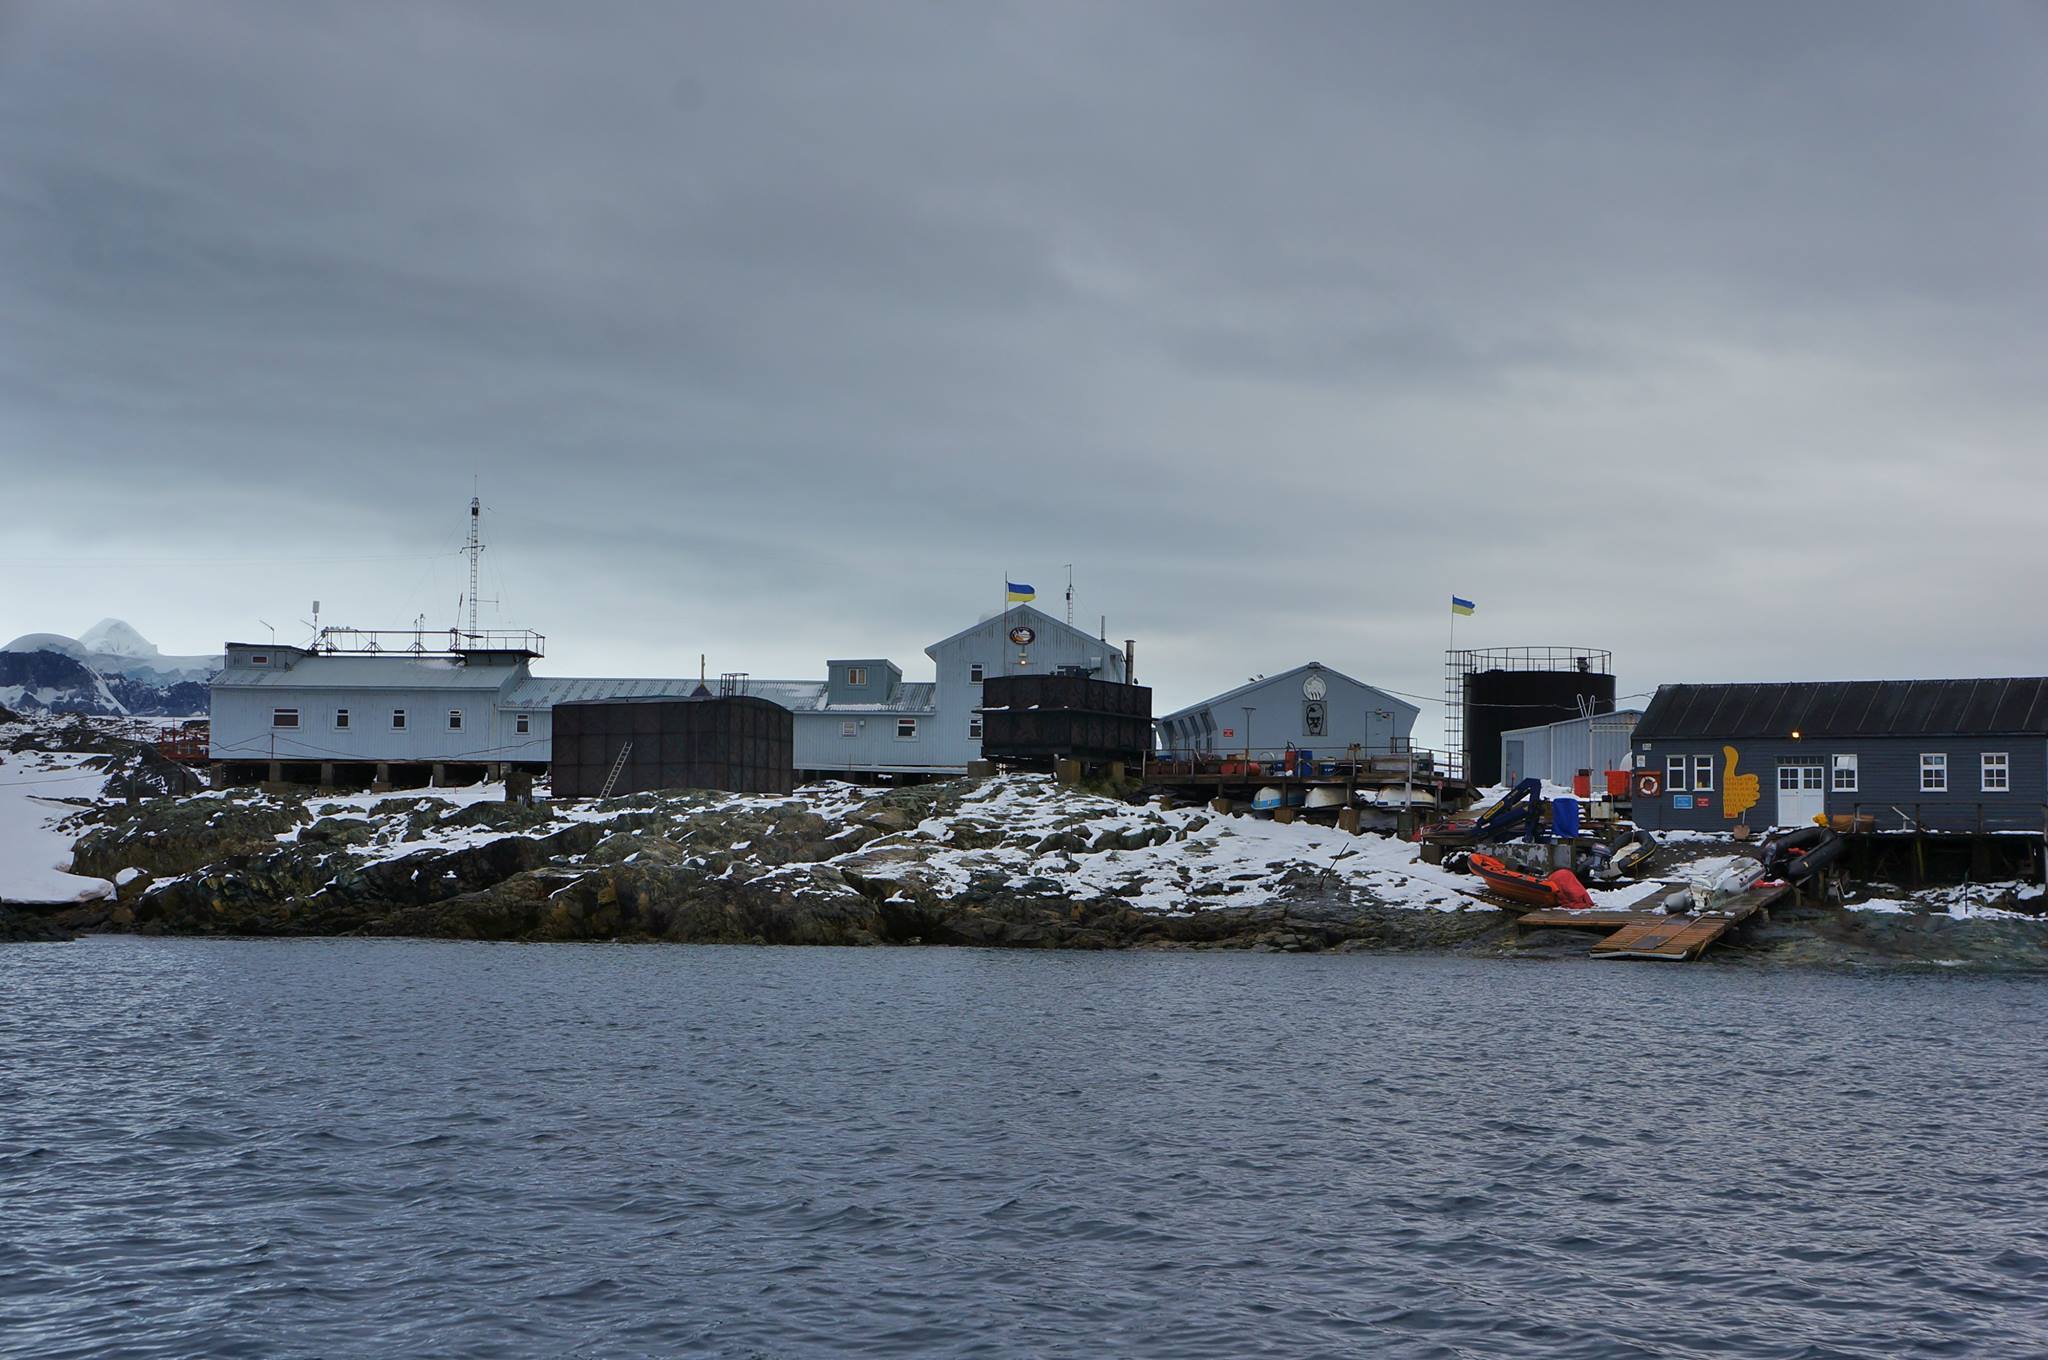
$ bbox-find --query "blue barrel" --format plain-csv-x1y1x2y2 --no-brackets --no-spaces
1552,796,1581,838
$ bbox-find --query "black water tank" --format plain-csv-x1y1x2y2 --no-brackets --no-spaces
551,695,794,798
1465,667,1615,787
980,674,1154,764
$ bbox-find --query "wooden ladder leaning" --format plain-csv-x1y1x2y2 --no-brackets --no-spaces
597,739,634,798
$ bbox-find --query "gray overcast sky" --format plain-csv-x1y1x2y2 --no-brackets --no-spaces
3,1,2044,742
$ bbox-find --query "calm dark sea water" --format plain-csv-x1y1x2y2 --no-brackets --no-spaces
3,940,2045,1359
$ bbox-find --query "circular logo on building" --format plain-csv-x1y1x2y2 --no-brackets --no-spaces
1008,626,1036,646
1302,674,1328,701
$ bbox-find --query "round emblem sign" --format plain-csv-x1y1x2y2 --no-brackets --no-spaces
1302,674,1328,701
1632,770,1663,800
1007,625,1036,646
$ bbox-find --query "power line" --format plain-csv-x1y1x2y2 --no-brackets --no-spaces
0,550,466,569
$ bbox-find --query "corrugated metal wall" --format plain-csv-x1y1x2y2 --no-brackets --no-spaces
209,683,536,764
1500,712,1640,787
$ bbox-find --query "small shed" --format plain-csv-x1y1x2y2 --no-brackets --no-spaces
1500,710,1641,788
551,695,794,798
1629,678,2048,832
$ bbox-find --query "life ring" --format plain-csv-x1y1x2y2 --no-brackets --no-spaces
1632,770,1663,799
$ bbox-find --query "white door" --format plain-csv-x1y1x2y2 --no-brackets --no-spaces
1776,763,1826,827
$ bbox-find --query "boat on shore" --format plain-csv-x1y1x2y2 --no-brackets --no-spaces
1468,853,1595,912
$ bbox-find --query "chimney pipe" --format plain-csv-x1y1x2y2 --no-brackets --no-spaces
1125,639,1136,685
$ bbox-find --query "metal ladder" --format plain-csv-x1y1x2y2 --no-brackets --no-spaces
596,739,634,798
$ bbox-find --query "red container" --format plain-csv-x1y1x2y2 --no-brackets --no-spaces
1605,769,1632,797
1572,770,1592,798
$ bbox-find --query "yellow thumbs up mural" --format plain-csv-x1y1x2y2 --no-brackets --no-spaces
1723,745,1760,820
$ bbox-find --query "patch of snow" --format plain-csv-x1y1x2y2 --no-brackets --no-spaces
0,751,116,904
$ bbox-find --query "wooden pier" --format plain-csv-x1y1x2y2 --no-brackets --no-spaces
1515,881,1790,962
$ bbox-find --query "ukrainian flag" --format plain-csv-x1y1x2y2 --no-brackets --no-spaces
1006,581,1036,603
1451,595,1476,616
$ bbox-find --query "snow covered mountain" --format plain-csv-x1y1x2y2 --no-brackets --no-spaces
0,622,219,717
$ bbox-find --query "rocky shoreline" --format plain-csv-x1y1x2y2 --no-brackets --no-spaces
6,768,2046,968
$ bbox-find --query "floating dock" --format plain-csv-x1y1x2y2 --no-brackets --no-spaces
1515,881,1790,962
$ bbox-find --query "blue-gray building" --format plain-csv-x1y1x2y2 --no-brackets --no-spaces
1154,662,1418,760
207,605,1127,785
1629,678,2048,833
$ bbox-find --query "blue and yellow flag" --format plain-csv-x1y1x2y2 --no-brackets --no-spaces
1006,581,1036,603
1451,595,1476,616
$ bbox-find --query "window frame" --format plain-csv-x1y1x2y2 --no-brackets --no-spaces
1981,751,2010,793
1919,752,1948,793
969,663,985,684
391,708,408,731
448,709,464,732
1830,753,1857,792
514,713,530,735
250,653,270,667
1665,755,1688,791
846,667,868,688
334,707,351,731
895,717,918,741
840,720,858,738
1691,754,1714,792
271,707,300,729
968,715,984,740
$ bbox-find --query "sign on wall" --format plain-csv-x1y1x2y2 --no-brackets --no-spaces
1303,700,1326,737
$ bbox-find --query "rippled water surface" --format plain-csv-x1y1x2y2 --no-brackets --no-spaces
4,939,2046,1358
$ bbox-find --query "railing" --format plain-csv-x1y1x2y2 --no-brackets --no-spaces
153,724,211,765
1841,801,2048,835
313,627,545,656
1145,745,1458,782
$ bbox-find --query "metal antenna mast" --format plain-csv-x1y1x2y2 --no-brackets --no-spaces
1065,564,1073,626
464,495,483,642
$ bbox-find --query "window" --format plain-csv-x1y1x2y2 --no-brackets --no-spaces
1666,756,1688,791
840,720,858,738
847,667,868,687
1691,754,1714,792
1831,754,1857,792
448,709,464,732
1920,753,1947,792
1982,752,2010,792
514,713,530,735
896,717,918,741
250,653,270,666
969,715,984,740
272,707,299,729
335,708,351,731
969,663,985,683
392,708,407,730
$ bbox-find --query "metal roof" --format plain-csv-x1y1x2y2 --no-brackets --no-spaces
1501,708,1644,741
453,674,942,714
1635,679,2048,741
210,656,524,691
1158,662,1421,724
507,676,710,706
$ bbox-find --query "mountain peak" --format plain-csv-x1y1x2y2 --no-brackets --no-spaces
78,618,159,659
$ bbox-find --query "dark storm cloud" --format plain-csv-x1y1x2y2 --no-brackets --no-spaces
3,1,2044,727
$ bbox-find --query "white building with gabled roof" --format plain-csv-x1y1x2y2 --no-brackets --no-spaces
1155,662,1418,761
